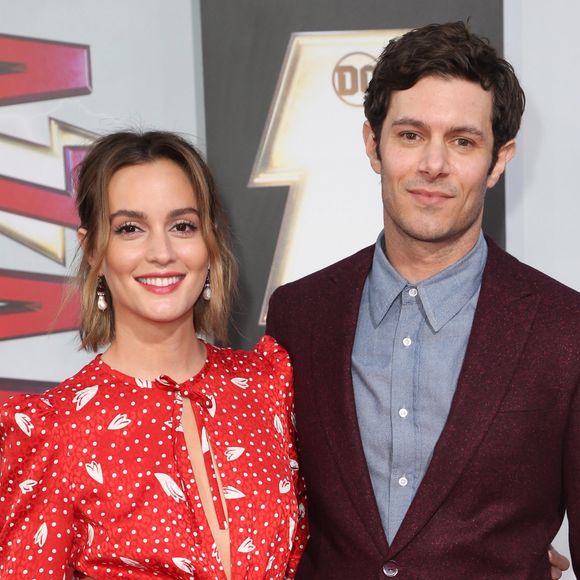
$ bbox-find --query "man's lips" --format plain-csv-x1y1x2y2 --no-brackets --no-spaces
135,273,185,293
408,188,454,205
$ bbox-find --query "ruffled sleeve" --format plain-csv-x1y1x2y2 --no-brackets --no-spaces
0,394,76,576
255,335,309,578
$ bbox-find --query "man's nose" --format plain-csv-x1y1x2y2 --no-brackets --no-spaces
418,140,450,178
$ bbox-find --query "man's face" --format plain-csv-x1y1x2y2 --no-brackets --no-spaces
363,75,514,252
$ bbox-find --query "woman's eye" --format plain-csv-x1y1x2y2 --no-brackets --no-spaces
173,221,197,233
114,223,140,235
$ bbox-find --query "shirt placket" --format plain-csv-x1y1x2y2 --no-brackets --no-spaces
388,286,421,541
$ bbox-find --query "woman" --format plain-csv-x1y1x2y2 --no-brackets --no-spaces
0,131,307,578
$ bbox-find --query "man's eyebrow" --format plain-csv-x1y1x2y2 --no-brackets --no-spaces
109,207,199,221
391,117,427,130
390,118,486,138
450,125,485,138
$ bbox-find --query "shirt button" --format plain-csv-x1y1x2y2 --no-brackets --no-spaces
398,408,408,418
382,561,399,576
402,337,412,347
398,476,408,487
408,287,418,297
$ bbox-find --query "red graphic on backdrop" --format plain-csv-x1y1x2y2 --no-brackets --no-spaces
0,269,79,340
0,34,91,106
0,34,93,392
0,174,78,227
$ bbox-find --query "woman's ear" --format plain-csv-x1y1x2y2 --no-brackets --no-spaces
77,227,94,267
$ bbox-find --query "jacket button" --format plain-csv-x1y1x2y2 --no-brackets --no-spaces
382,561,399,577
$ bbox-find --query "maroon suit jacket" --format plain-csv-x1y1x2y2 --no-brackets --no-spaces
266,238,580,579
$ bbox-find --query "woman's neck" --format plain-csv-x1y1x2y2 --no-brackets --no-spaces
101,318,207,383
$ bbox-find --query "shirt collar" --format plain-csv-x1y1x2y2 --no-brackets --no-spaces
368,231,488,331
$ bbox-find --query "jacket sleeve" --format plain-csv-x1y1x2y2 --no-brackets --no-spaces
563,376,580,575
0,394,77,576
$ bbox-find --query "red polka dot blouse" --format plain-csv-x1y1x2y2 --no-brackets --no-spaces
0,335,307,578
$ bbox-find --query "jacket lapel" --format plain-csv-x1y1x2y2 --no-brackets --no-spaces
388,242,541,556
309,246,390,553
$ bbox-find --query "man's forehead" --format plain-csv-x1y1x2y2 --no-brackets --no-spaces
385,76,494,129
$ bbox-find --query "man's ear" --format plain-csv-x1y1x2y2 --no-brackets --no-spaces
487,139,516,189
363,121,382,175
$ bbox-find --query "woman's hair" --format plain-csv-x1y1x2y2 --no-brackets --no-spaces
75,130,237,351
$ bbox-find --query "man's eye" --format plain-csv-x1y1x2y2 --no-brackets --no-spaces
456,138,472,147
401,132,419,141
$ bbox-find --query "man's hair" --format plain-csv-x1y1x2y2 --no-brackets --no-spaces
364,21,525,166
75,130,237,350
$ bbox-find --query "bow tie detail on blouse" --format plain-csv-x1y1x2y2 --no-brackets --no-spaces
153,374,228,530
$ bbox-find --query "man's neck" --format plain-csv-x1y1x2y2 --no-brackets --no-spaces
383,228,481,284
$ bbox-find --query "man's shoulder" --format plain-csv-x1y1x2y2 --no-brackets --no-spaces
486,239,580,307
271,245,374,304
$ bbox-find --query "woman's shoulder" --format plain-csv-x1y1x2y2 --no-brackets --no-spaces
208,335,290,374
205,335,292,399
0,355,110,430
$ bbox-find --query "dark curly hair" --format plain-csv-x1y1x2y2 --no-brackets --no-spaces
364,21,525,167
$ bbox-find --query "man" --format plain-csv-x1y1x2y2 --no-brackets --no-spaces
266,22,579,579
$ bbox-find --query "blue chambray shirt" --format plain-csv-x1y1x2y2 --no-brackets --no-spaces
352,230,487,543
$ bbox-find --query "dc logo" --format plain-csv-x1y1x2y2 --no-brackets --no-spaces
332,52,375,106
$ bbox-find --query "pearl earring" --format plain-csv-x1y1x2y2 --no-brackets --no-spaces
202,270,211,301
96,276,108,311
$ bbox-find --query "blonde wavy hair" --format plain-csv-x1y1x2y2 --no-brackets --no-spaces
75,130,237,351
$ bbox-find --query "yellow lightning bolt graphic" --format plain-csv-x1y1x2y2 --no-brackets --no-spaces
249,30,407,324
0,118,95,264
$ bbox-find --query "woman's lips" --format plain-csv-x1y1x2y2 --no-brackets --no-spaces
135,274,185,294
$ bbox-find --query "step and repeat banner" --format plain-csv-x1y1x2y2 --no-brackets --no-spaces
0,0,502,390
199,0,504,348
0,0,202,402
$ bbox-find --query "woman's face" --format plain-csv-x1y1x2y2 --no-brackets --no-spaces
100,158,209,334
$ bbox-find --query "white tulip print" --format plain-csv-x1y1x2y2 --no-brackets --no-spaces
120,556,145,569
154,472,186,502
34,522,48,547
201,426,210,454
279,478,291,494
72,385,98,411
87,523,94,547
172,557,195,574
224,446,245,461
212,541,221,563
19,479,38,493
237,537,256,553
14,413,33,437
266,555,275,571
274,414,284,435
107,414,132,430
231,377,248,389
289,517,296,548
289,459,299,471
223,485,245,499
135,378,152,389
85,461,104,484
